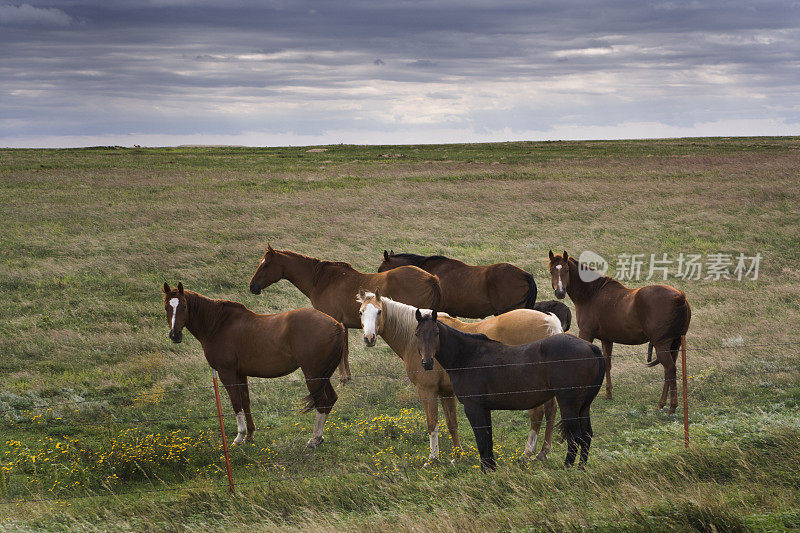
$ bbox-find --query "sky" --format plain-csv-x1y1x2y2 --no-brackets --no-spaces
1,1,799,147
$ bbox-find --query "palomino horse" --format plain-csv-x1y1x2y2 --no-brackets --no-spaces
357,289,562,464
378,250,536,319
249,245,441,383
548,251,692,413
163,282,345,447
415,310,604,471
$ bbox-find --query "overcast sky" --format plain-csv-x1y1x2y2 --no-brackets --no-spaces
1,1,799,147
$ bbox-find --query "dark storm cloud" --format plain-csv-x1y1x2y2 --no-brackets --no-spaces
1,1,798,146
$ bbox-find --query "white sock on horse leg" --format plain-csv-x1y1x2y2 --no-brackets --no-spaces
524,429,539,455
429,427,439,459
313,411,327,440
233,412,246,444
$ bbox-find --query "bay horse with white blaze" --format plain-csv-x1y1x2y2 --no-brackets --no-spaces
548,251,691,413
415,310,604,471
378,250,537,319
358,290,562,464
249,245,441,383
163,282,345,448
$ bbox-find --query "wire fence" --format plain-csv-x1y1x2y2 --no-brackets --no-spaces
1,339,799,506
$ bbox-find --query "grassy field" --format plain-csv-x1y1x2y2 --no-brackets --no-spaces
1,138,799,531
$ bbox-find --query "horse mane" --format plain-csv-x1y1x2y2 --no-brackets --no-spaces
278,249,357,285
438,320,494,343
567,257,625,299
390,252,455,267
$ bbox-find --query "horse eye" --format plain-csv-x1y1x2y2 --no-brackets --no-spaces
376,310,381,315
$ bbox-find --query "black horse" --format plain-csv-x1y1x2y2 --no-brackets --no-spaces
531,299,572,332
414,309,604,471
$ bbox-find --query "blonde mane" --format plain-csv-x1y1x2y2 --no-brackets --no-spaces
357,291,437,353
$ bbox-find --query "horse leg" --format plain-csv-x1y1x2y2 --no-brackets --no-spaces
523,407,542,459
537,398,558,461
577,410,593,470
418,386,440,466
241,377,256,443
601,340,613,399
300,366,338,449
654,341,677,413
463,402,495,473
338,329,352,385
669,337,682,414
440,395,462,462
218,370,247,445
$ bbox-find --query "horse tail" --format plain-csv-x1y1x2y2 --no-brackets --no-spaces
557,342,605,444
533,300,572,332
426,274,442,311
301,322,345,413
522,270,538,310
646,291,691,367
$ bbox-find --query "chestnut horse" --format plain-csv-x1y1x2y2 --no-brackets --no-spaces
163,282,345,447
415,310,604,471
358,290,562,464
249,245,441,383
548,251,691,413
377,250,536,319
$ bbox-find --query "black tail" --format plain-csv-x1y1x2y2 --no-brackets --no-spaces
558,343,605,443
532,300,572,332
301,325,345,413
522,271,538,310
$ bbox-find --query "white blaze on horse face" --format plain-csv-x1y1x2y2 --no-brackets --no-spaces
429,427,439,459
169,298,179,330
524,429,539,456
555,265,564,292
361,303,379,339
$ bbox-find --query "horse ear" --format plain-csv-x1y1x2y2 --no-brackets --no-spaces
415,308,423,322
177,282,184,295
431,309,437,321
163,282,171,294
549,250,554,261
267,243,274,254
383,250,389,261
390,249,394,255
563,250,569,260
357,288,366,302
374,287,381,300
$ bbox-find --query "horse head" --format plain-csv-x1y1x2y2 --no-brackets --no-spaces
162,282,186,343
357,288,385,347
249,243,282,294
377,249,404,272
414,308,439,370
548,250,571,299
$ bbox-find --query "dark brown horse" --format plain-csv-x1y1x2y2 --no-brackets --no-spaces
378,250,536,319
249,245,441,382
548,251,691,413
415,310,604,471
163,282,345,447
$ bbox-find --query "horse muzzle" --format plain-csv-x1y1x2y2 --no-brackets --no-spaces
249,282,262,295
169,330,183,343
421,358,435,371
554,288,566,299
363,334,376,347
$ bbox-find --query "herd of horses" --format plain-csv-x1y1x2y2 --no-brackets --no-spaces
163,247,691,471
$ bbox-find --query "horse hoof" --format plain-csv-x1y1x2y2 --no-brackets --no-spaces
232,435,244,446
306,436,324,448
668,407,677,415
534,452,548,461
423,457,439,468
577,463,586,471
605,392,613,400
339,376,352,385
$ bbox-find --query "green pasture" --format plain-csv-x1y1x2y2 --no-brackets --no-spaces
1,138,799,531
